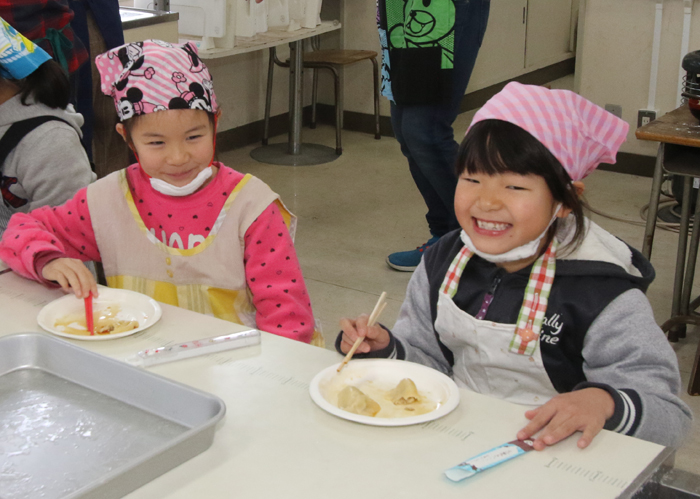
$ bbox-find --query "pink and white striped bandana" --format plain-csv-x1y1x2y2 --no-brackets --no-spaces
95,40,218,122
468,82,629,181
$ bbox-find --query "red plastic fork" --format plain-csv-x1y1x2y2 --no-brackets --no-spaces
85,292,94,336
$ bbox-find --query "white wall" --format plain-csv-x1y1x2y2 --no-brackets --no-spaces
207,45,292,132
210,1,342,133
576,0,700,157
121,0,576,134
119,0,307,133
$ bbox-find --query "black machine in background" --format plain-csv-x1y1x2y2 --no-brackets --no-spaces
661,49,700,221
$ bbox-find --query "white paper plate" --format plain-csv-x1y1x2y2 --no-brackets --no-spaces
309,359,460,426
37,287,162,341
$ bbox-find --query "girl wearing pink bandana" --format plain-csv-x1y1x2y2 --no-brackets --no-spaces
337,83,691,449
0,40,318,345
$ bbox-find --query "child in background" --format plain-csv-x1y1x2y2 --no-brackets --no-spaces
0,18,94,237
337,82,692,448
0,40,317,344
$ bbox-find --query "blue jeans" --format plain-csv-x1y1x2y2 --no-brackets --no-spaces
390,0,490,237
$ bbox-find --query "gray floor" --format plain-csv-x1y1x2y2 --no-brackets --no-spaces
217,75,700,473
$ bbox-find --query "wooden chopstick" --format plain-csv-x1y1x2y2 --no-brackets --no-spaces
337,292,387,373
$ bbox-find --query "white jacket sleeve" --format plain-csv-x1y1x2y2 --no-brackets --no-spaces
391,260,453,376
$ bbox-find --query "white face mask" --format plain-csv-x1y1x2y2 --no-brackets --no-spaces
460,204,562,263
149,166,213,197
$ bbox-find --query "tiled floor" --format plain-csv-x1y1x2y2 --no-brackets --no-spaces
217,75,700,473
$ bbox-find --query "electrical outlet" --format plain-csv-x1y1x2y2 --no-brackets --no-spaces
638,110,657,128
605,104,623,119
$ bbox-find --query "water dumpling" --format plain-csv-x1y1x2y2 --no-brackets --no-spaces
389,378,420,405
337,386,381,417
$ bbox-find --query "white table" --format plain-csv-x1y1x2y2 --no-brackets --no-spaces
198,21,342,166
0,271,673,498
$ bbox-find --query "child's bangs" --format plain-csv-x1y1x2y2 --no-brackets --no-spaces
460,129,511,176
457,120,559,179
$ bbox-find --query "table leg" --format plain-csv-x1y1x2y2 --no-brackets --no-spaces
642,143,665,260
669,176,693,341
288,40,303,155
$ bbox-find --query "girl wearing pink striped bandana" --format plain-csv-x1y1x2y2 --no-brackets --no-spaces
338,83,691,449
0,40,319,345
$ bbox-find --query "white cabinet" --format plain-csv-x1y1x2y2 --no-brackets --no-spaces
468,0,528,90
525,0,575,69
466,0,575,93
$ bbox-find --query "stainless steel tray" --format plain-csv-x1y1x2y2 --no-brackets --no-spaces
0,332,226,499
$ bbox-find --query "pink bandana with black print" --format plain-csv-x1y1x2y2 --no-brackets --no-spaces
96,39,218,121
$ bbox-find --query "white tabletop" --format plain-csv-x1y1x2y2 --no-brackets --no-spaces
194,21,341,59
0,272,669,498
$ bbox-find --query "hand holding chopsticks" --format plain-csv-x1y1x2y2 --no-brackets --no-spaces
337,292,387,373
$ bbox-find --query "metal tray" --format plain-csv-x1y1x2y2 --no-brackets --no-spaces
0,332,226,499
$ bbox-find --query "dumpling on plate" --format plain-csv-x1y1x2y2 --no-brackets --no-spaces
389,378,420,405
337,386,381,417
54,305,139,336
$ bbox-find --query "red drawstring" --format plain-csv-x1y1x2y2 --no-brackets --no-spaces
210,113,218,167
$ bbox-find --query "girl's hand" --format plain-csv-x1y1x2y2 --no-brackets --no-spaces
339,314,391,354
516,388,615,450
42,258,98,299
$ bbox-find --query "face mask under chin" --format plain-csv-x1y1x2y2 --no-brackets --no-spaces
149,166,213,197
460,204,562,264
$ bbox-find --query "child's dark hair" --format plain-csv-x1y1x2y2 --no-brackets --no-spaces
18,59,70,109
456,119,586,251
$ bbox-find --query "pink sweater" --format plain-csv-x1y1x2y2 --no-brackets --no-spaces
0,163,314,343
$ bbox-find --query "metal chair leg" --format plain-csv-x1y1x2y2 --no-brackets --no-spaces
263,47,275,146
642,144,665,260
311,68,318,129
329,65,342,155
370,56,381,140
669,176,693,341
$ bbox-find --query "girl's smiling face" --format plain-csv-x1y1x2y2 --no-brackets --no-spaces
117,109,215,188
455,171,571,272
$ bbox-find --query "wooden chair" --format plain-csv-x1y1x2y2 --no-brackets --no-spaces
262,37,381,155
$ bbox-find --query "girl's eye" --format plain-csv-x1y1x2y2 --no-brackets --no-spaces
462,177,479,184
187,134,203,140
148,141,164,146
507,185,526,191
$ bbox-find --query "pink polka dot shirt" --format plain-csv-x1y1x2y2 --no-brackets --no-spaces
0,163,314,343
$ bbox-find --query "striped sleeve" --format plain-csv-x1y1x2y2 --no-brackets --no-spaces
573,382,642,437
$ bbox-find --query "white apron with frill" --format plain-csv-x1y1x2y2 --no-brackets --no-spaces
434,268,559,407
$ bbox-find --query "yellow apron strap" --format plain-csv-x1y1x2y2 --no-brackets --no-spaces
310,329,326,348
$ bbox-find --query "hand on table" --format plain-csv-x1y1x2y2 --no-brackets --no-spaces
517,388,615,450
339,314,390,354
42,258,98,299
